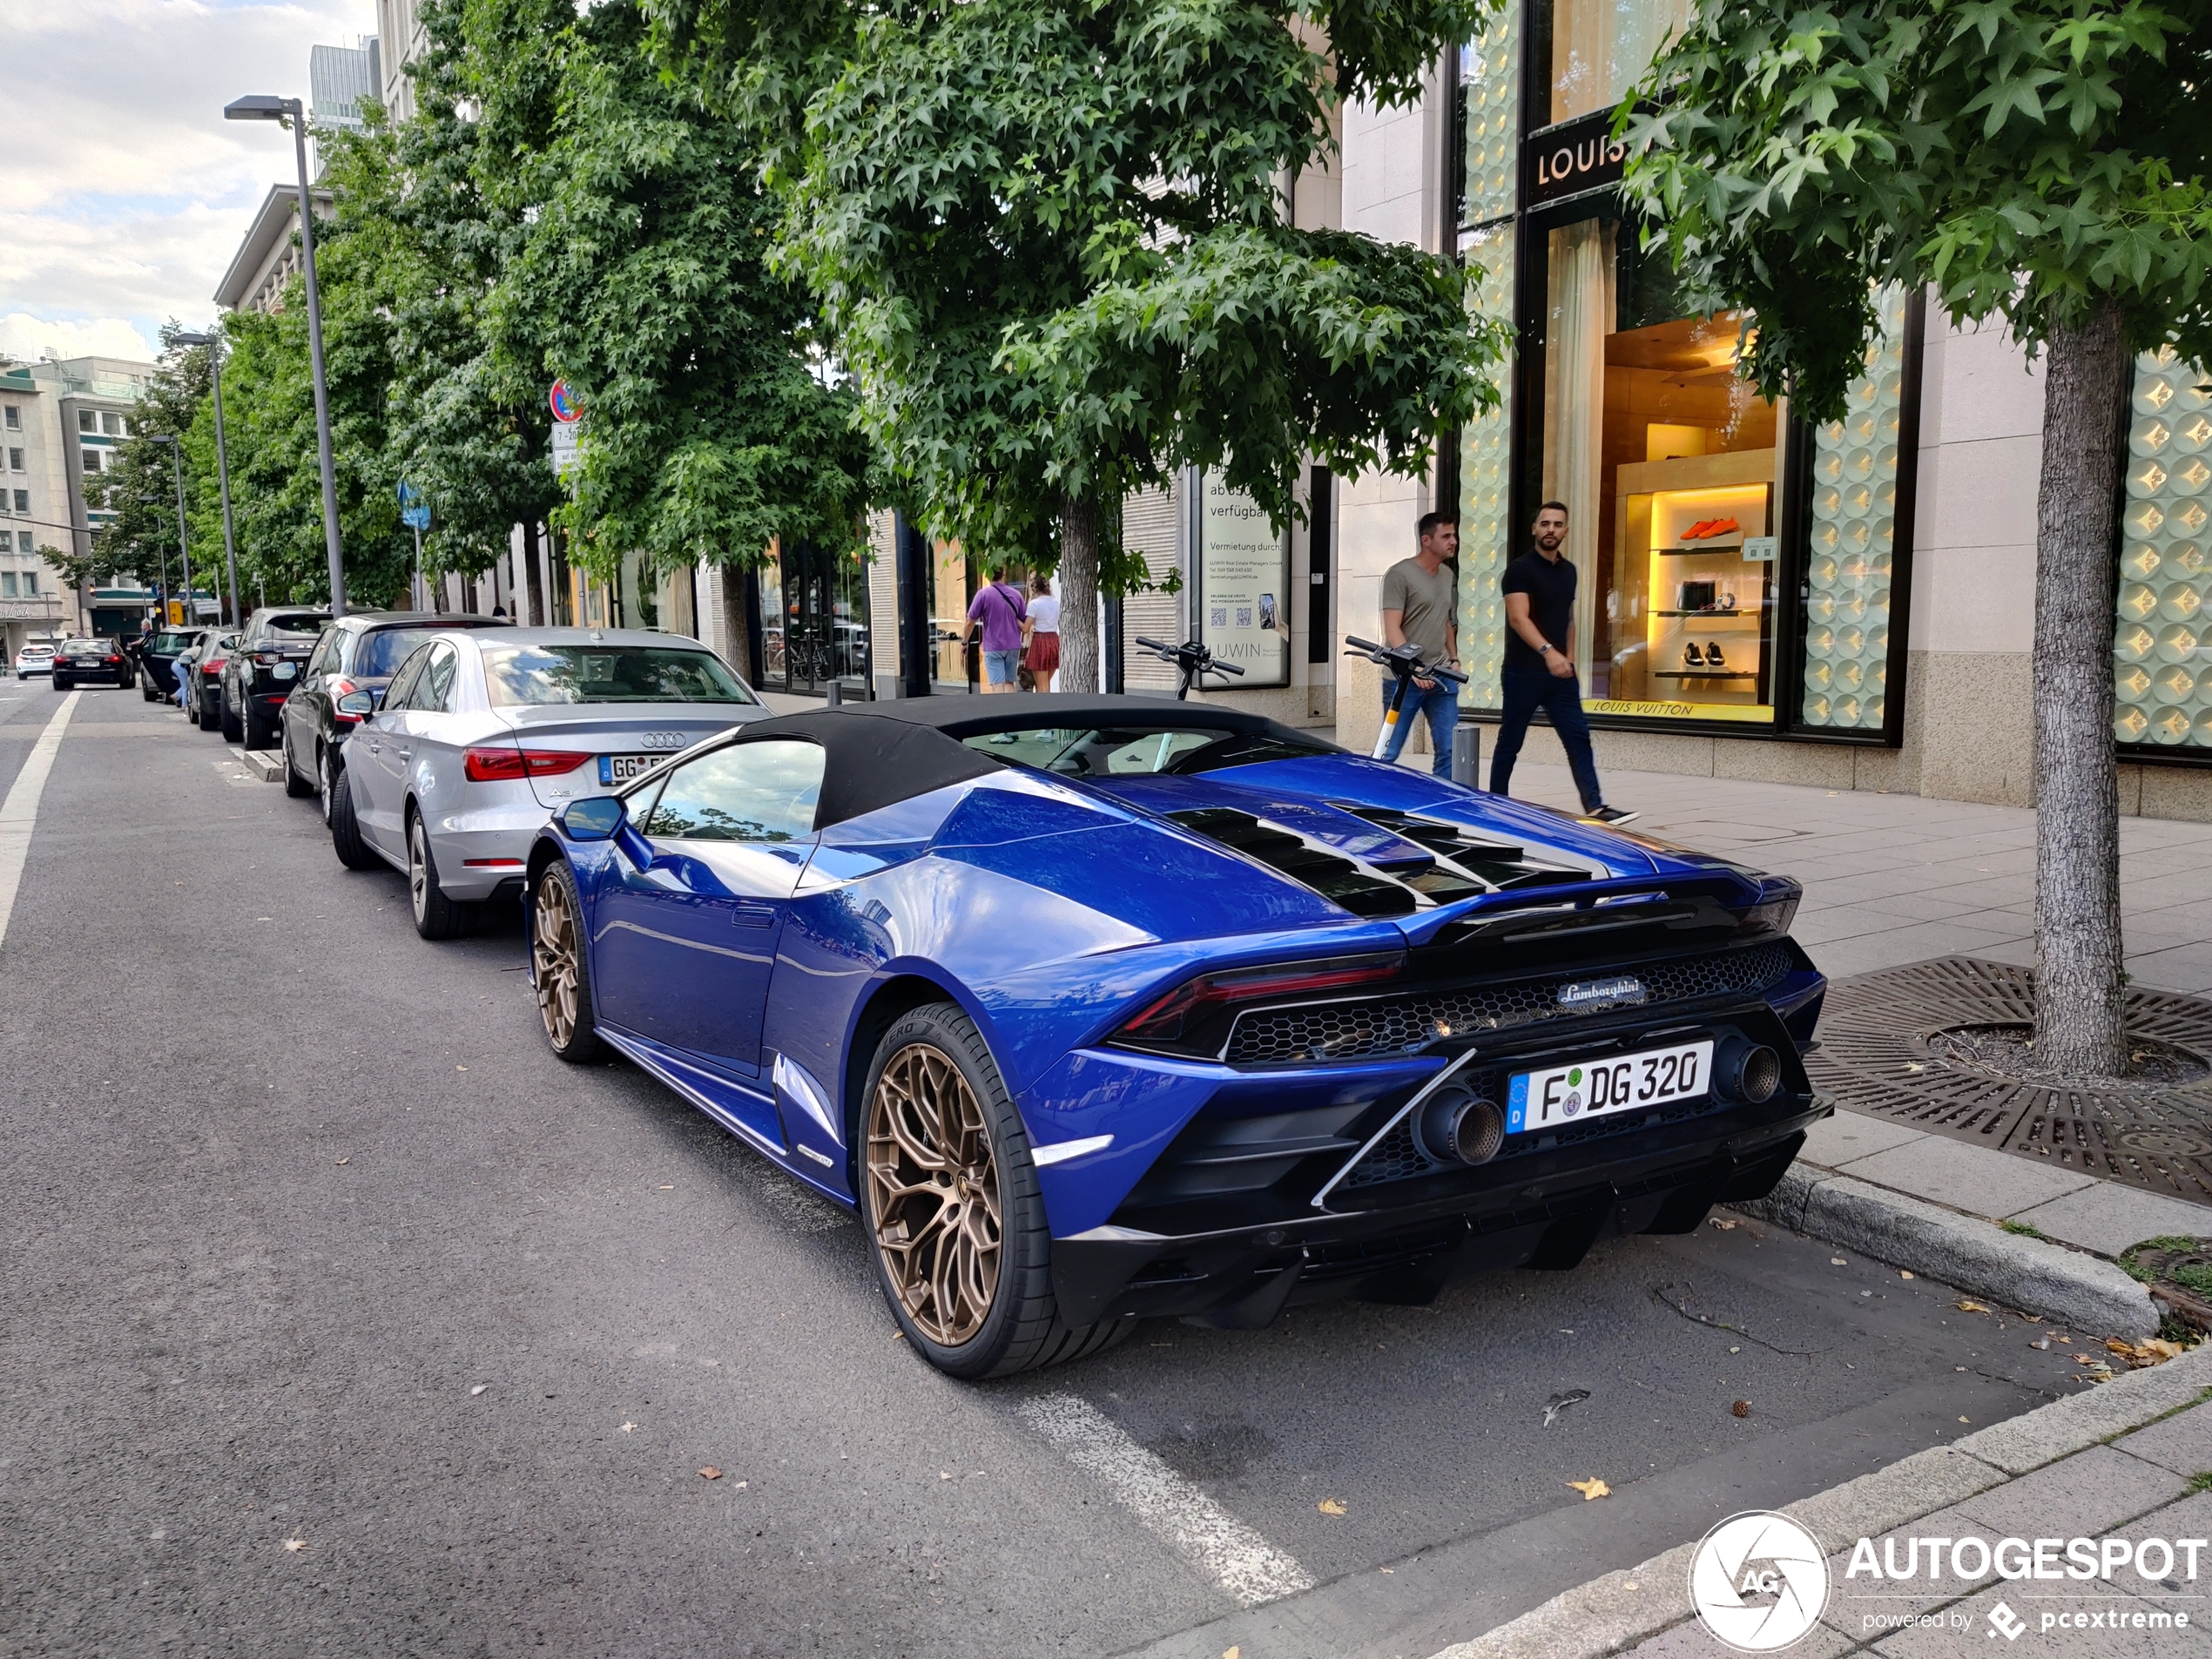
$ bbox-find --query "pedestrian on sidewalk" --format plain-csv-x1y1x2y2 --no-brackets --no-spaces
1022,575,1060,693
1376,512,1465,776
964,567,1028,696
1489,501,1636,826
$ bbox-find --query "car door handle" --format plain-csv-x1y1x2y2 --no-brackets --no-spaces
396,747,411,760
730,901,776,928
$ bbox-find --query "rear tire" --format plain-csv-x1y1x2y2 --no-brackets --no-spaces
408,811,478,941
327,763,381,872
140,676,158,702
220,692,243,743
859,1001,1133,1378
200,691,223,732
530,861,604,1062
241,704,269,750
53,677,69,691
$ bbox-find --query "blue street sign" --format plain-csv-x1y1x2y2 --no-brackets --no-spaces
397,479,431,531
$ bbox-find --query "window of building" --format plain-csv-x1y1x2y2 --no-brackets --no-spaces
12,491,26,513
22,567,37,591
2114,348,2212,752
3,407,17,431
2,573,18,598
80,448,100,475
13,532,28,552
8,448,21,472
103,413,124,436
78,411,95,434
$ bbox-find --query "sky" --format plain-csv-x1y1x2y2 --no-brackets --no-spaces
0,0,368,366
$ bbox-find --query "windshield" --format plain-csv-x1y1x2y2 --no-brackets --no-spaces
263,613,328,636
959,725,1333,778
481,644,755,707
350,626,499,678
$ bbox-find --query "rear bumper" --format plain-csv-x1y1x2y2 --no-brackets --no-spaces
1050,1097,1824,1326
425,794,557,900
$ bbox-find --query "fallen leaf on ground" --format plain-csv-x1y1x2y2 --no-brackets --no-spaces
2107,1338,2135,1355
1731,1400,1750,1418
1959,1416,1970,1424
1709,1217,1737,1231
735,1480,747,1488
2030,1339,2052,1350
2074,1353,2098,1365
334,1157,348,1165
1567,1478,1611,1500
1318,1498,1347,1516
469,1385,487,1396
699,1467,722,1480
1899,1271,1914,1280
1224,1648,1241,1659
1831,1258,1848,1266
1958,1300,1992,1313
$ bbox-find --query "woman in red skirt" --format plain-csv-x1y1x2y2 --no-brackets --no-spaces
1022,574,1061,692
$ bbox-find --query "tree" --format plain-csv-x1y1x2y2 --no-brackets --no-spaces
86,327,212,601
494,0,872,669
1621,0,2212,1076
650,0,1509,691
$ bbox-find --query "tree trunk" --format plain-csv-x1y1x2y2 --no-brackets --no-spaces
521,518,546,627
1056,490,1103,694
719,565,757,685
2032,300,2129,1076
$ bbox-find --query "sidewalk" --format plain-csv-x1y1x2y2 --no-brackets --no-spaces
1497,760,2212,996
1438,1341,2212,1659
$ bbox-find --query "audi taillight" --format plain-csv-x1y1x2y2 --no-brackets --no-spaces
1117,951,1406,1044
202,661,220,675
462,747,592,783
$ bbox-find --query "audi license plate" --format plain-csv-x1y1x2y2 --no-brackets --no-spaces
1506,1039,1714,1134
598,753,658,786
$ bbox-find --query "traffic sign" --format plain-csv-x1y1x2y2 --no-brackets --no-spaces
397,479,431,531
550,381,582,423
551,421,581,479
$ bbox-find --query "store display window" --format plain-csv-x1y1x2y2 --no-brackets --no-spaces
2114,348,2212,752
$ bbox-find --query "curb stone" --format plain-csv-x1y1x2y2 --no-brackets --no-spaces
1735,1169,2159,1340
1423,1343,2212,1659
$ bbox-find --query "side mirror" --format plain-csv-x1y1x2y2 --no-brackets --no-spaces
334,690,374,716
559,796,626,841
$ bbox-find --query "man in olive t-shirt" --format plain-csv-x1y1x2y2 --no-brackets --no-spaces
1377,512,1463,776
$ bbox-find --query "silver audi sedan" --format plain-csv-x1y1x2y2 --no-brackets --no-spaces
328,628,772,938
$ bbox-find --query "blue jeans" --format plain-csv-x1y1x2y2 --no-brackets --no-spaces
173,662,192,708
1378,678,1461,777
1489,660,1603,811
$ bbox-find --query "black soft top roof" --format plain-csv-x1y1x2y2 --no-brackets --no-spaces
720,695,1339,830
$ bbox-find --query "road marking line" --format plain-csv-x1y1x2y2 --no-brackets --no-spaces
0,691,78,948
1016,1393,1314,1607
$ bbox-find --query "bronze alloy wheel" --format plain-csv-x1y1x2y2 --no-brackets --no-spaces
533,874,584,1049
867,1042,1002,1346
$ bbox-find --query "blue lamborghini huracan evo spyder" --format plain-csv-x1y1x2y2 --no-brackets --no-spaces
523,694,1827,1378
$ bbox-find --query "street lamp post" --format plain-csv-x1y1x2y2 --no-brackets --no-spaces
223,93,345,617
171,330,241,625
147,435,192,626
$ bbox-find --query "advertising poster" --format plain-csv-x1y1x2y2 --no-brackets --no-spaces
1196,470,1290,688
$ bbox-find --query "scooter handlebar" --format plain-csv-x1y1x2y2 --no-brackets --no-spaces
1342,636,1470,685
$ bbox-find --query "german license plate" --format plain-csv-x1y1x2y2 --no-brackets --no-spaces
1506,1039,1715,1134
598,753,657,786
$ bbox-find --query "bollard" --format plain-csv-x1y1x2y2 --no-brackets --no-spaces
1451,721,1480,786
825,679,843,707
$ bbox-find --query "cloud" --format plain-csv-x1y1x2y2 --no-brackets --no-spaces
0,0,364,347
0,314,160,362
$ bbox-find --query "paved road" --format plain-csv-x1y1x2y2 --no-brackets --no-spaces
0,681,2095,1658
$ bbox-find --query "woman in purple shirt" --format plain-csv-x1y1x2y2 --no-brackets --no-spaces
965,570,1028,694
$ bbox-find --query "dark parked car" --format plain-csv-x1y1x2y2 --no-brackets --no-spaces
51,637,133,690
188,632,241,730
137,627,208,703
220,607,331,747
279,611,512,803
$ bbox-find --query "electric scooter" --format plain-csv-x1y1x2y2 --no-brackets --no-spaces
1343,634,1469,759
1133,637,1248,700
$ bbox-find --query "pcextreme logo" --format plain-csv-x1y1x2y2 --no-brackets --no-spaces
1689,1512,1831,1652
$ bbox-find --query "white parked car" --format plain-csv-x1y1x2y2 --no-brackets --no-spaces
15,644,55,680
327,628,772,939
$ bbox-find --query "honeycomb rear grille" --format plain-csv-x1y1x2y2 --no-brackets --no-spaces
1222,942,1797,1065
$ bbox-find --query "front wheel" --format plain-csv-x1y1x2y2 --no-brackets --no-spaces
860,1002,1132,1379
282,732,314,798
327,762,381,872
219,691,243,743
531,862,603,1062
408,813,477,941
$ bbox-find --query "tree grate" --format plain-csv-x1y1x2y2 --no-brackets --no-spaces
1804,956,2212,1207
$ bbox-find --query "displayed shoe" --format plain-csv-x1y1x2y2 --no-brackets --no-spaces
1705,516,1741,538
1681,520,1716,542
1583,805,1642,826
1683,642,1704,667
1704,641,1727,668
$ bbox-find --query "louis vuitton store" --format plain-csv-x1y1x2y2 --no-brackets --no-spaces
1437,0,2212,818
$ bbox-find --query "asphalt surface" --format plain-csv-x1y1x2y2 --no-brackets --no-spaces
0,679,2097,1658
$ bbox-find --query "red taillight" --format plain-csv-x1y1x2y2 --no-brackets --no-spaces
462,857,525,868
105,655,119,664
1118,952,1406,1043
202,662,220,675
255,651,283,665
462,746,592,783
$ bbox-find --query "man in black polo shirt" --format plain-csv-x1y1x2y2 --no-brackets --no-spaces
1489,501,1635,825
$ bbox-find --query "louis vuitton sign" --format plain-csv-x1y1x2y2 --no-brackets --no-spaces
1524,110,1630,209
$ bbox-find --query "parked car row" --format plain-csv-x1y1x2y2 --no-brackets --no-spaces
145,609,1834,1381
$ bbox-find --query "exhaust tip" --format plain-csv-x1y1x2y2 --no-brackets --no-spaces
1721,1042,1783,1103
1415,1087,1507,1166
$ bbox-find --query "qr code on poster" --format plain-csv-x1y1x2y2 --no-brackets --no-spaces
1236,607,1253,628
1210,607,1228,628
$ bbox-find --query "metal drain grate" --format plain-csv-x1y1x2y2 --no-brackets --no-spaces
1806,956,2212,1205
